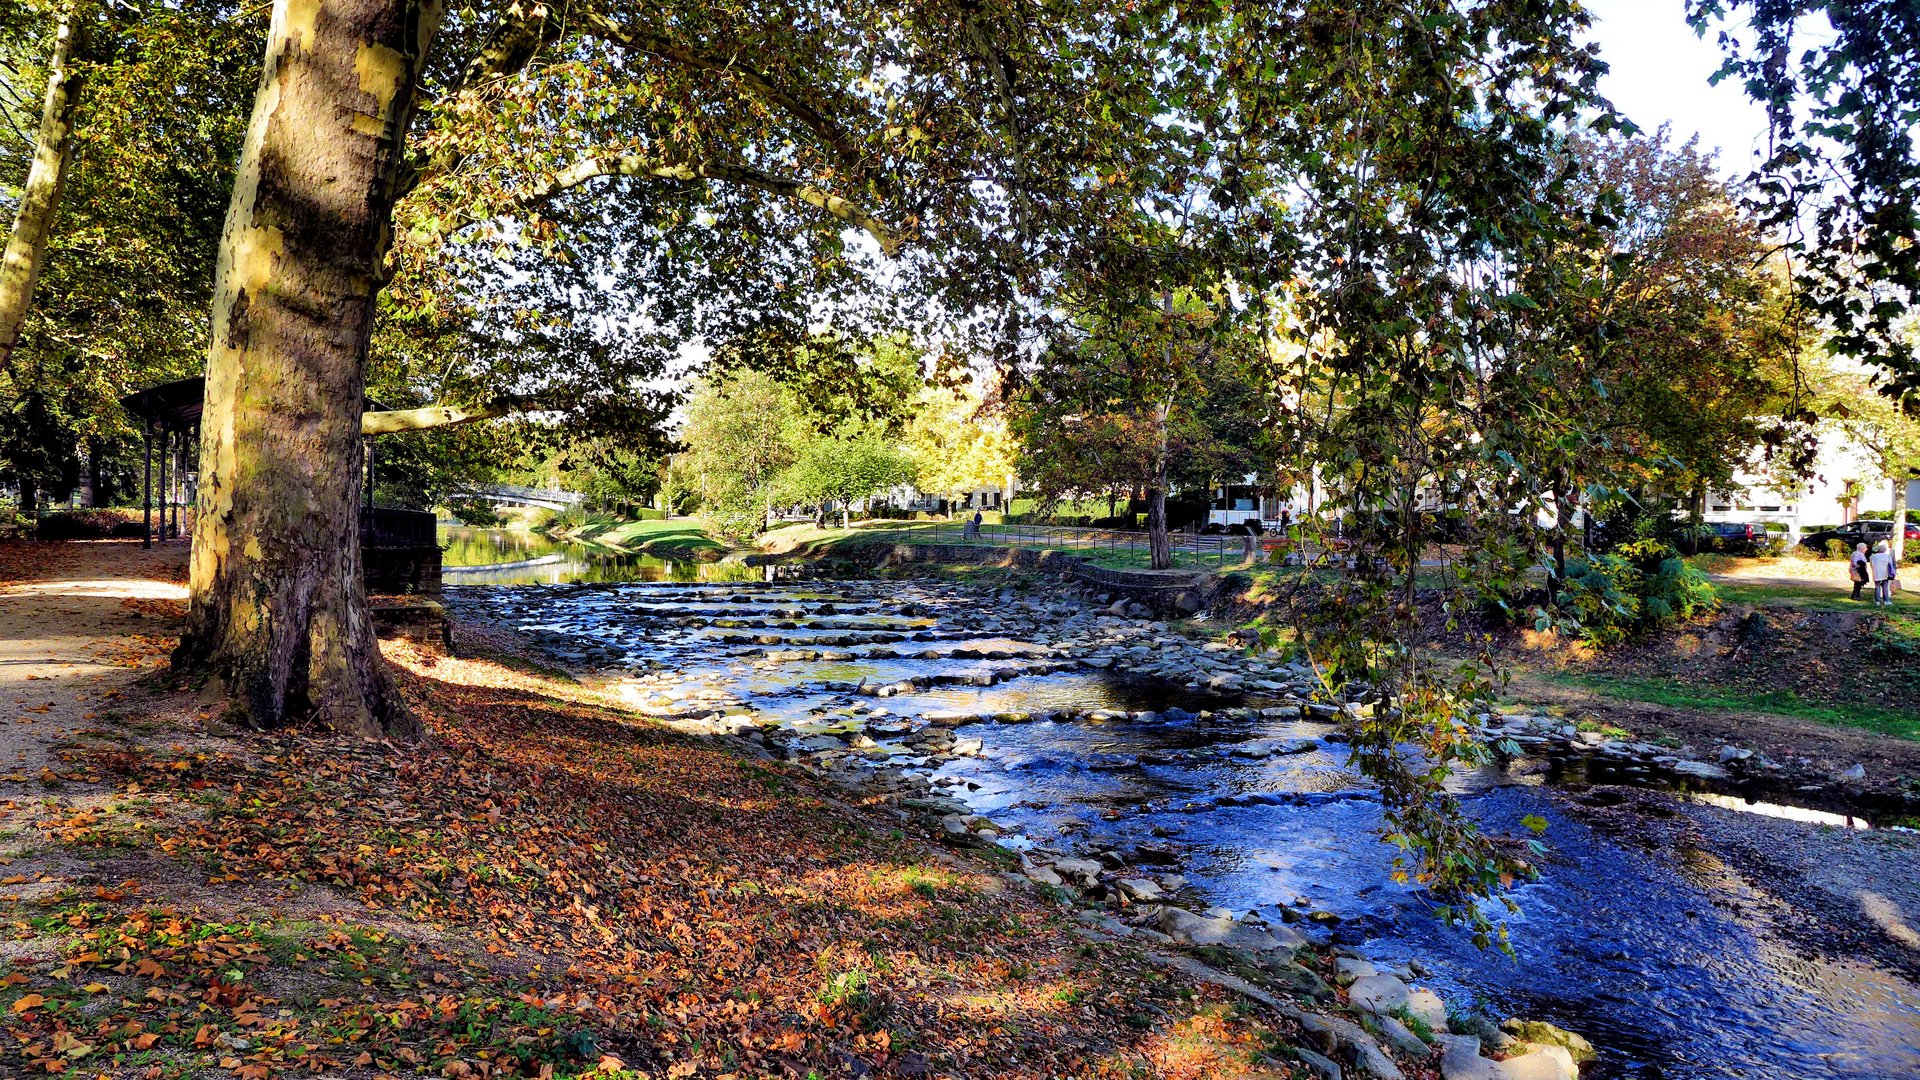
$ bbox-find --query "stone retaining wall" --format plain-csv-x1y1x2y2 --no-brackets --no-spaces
864,542,1224,614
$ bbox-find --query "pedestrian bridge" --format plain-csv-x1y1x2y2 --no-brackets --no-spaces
458,485,586,511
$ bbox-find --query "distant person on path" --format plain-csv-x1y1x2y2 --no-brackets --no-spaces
1869,540,1899,607
1850,542,1872,601
963,510,982,541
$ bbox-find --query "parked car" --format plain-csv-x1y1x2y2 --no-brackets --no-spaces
1800,519,1902,552
1697,521,1764,554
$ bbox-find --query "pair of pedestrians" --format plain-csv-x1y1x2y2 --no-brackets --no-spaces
1849,541,1902,606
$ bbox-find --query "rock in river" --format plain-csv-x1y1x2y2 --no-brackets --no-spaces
1156,906,1307,951
1436,1035,1577,1080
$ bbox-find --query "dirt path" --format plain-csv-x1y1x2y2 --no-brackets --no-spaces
0,540,187,785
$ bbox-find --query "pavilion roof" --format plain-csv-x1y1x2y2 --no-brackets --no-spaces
120,376,390,428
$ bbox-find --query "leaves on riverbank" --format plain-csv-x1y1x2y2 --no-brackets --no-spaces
4,642,1297,1078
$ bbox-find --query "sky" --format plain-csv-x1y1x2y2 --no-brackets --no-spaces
1582,0,1773,176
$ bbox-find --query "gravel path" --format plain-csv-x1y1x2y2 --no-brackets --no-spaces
0,540,187,785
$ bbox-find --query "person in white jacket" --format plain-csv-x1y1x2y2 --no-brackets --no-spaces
1868,541,1899,607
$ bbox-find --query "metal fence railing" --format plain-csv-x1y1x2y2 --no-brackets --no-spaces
863,519,1269,571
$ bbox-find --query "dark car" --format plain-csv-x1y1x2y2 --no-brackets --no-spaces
1800,519,1899,552
1699,521,1764,554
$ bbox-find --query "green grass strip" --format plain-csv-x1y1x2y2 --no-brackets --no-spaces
1568,673,1920,741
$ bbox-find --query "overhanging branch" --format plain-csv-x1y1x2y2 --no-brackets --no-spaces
583,14,879,195
362,394,534,436
528,153,902,256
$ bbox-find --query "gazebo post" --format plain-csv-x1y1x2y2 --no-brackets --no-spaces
141,421,152,549
159,423,172,540
168,428,180,538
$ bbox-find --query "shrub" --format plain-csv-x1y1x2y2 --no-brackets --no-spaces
34,509,139,539
1552,540,1715,648
445,498,505,527
1824,538,1849,560
1552,554,1641,648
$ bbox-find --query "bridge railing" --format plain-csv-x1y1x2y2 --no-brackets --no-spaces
456,484,586,507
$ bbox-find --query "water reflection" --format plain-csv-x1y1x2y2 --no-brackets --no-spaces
438,524,763,585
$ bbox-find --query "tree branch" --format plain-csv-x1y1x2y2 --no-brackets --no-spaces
583,14,880,194
361,394,532,435
528,153,902,256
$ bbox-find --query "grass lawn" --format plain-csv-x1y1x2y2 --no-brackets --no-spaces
597,517,725,552
1560,672,1920,741
550,515,729,560
1711,579,1920,613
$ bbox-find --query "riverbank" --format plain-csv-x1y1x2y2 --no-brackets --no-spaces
1173,559,1920,823
445,562,1920,1078
540,514,730,562
0,540,1409,1079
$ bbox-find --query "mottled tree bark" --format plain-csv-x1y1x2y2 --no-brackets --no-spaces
177,0,443,738
0,1,83,372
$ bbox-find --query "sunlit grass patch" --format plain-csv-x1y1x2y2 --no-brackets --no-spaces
1712,580,1920,613
1569,674,1920,741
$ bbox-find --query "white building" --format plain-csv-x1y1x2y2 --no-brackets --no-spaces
1704,425,1918,542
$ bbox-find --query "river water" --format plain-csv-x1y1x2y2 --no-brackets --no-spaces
440,544,1920,1080
438,524,764,585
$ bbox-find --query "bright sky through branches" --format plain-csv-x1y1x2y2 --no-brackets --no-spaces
1584,0,1771,175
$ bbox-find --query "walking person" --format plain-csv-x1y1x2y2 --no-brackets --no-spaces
1869,540,1899,607
1850,542,1872,601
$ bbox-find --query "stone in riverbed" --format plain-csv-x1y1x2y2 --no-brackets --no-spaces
1115,878,1164,902
1270,962,1333,997
1155,906,1307,951
1023,864,1063,888
1346,973,1410,1016
1294,1047,1344,1080
1051,858,1104,885
1436,1036,1577,1080
1671,759,1729,781
1350,1038,1406,1079
1500,1020,1595,1063
1405,988,1448,1032
1296,1013,1399,1078
1335,957,1378,986
1375,1014,1431,1058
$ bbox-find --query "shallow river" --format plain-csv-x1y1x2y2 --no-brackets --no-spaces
438,524,764,585
446,570,1920,1080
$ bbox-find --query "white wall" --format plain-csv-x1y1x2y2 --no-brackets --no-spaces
1705,425,1900,531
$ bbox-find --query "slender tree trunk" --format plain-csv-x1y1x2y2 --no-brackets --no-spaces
1147,394,1173,570
0,1,83,371
85,437,104,507
177,0,443,738
1149,292,1176,571
1549,472,1571,586
1894,477,1909,564
18,477,37,522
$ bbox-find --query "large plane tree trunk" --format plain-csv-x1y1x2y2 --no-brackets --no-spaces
0,0,83,370
176,0,442,738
